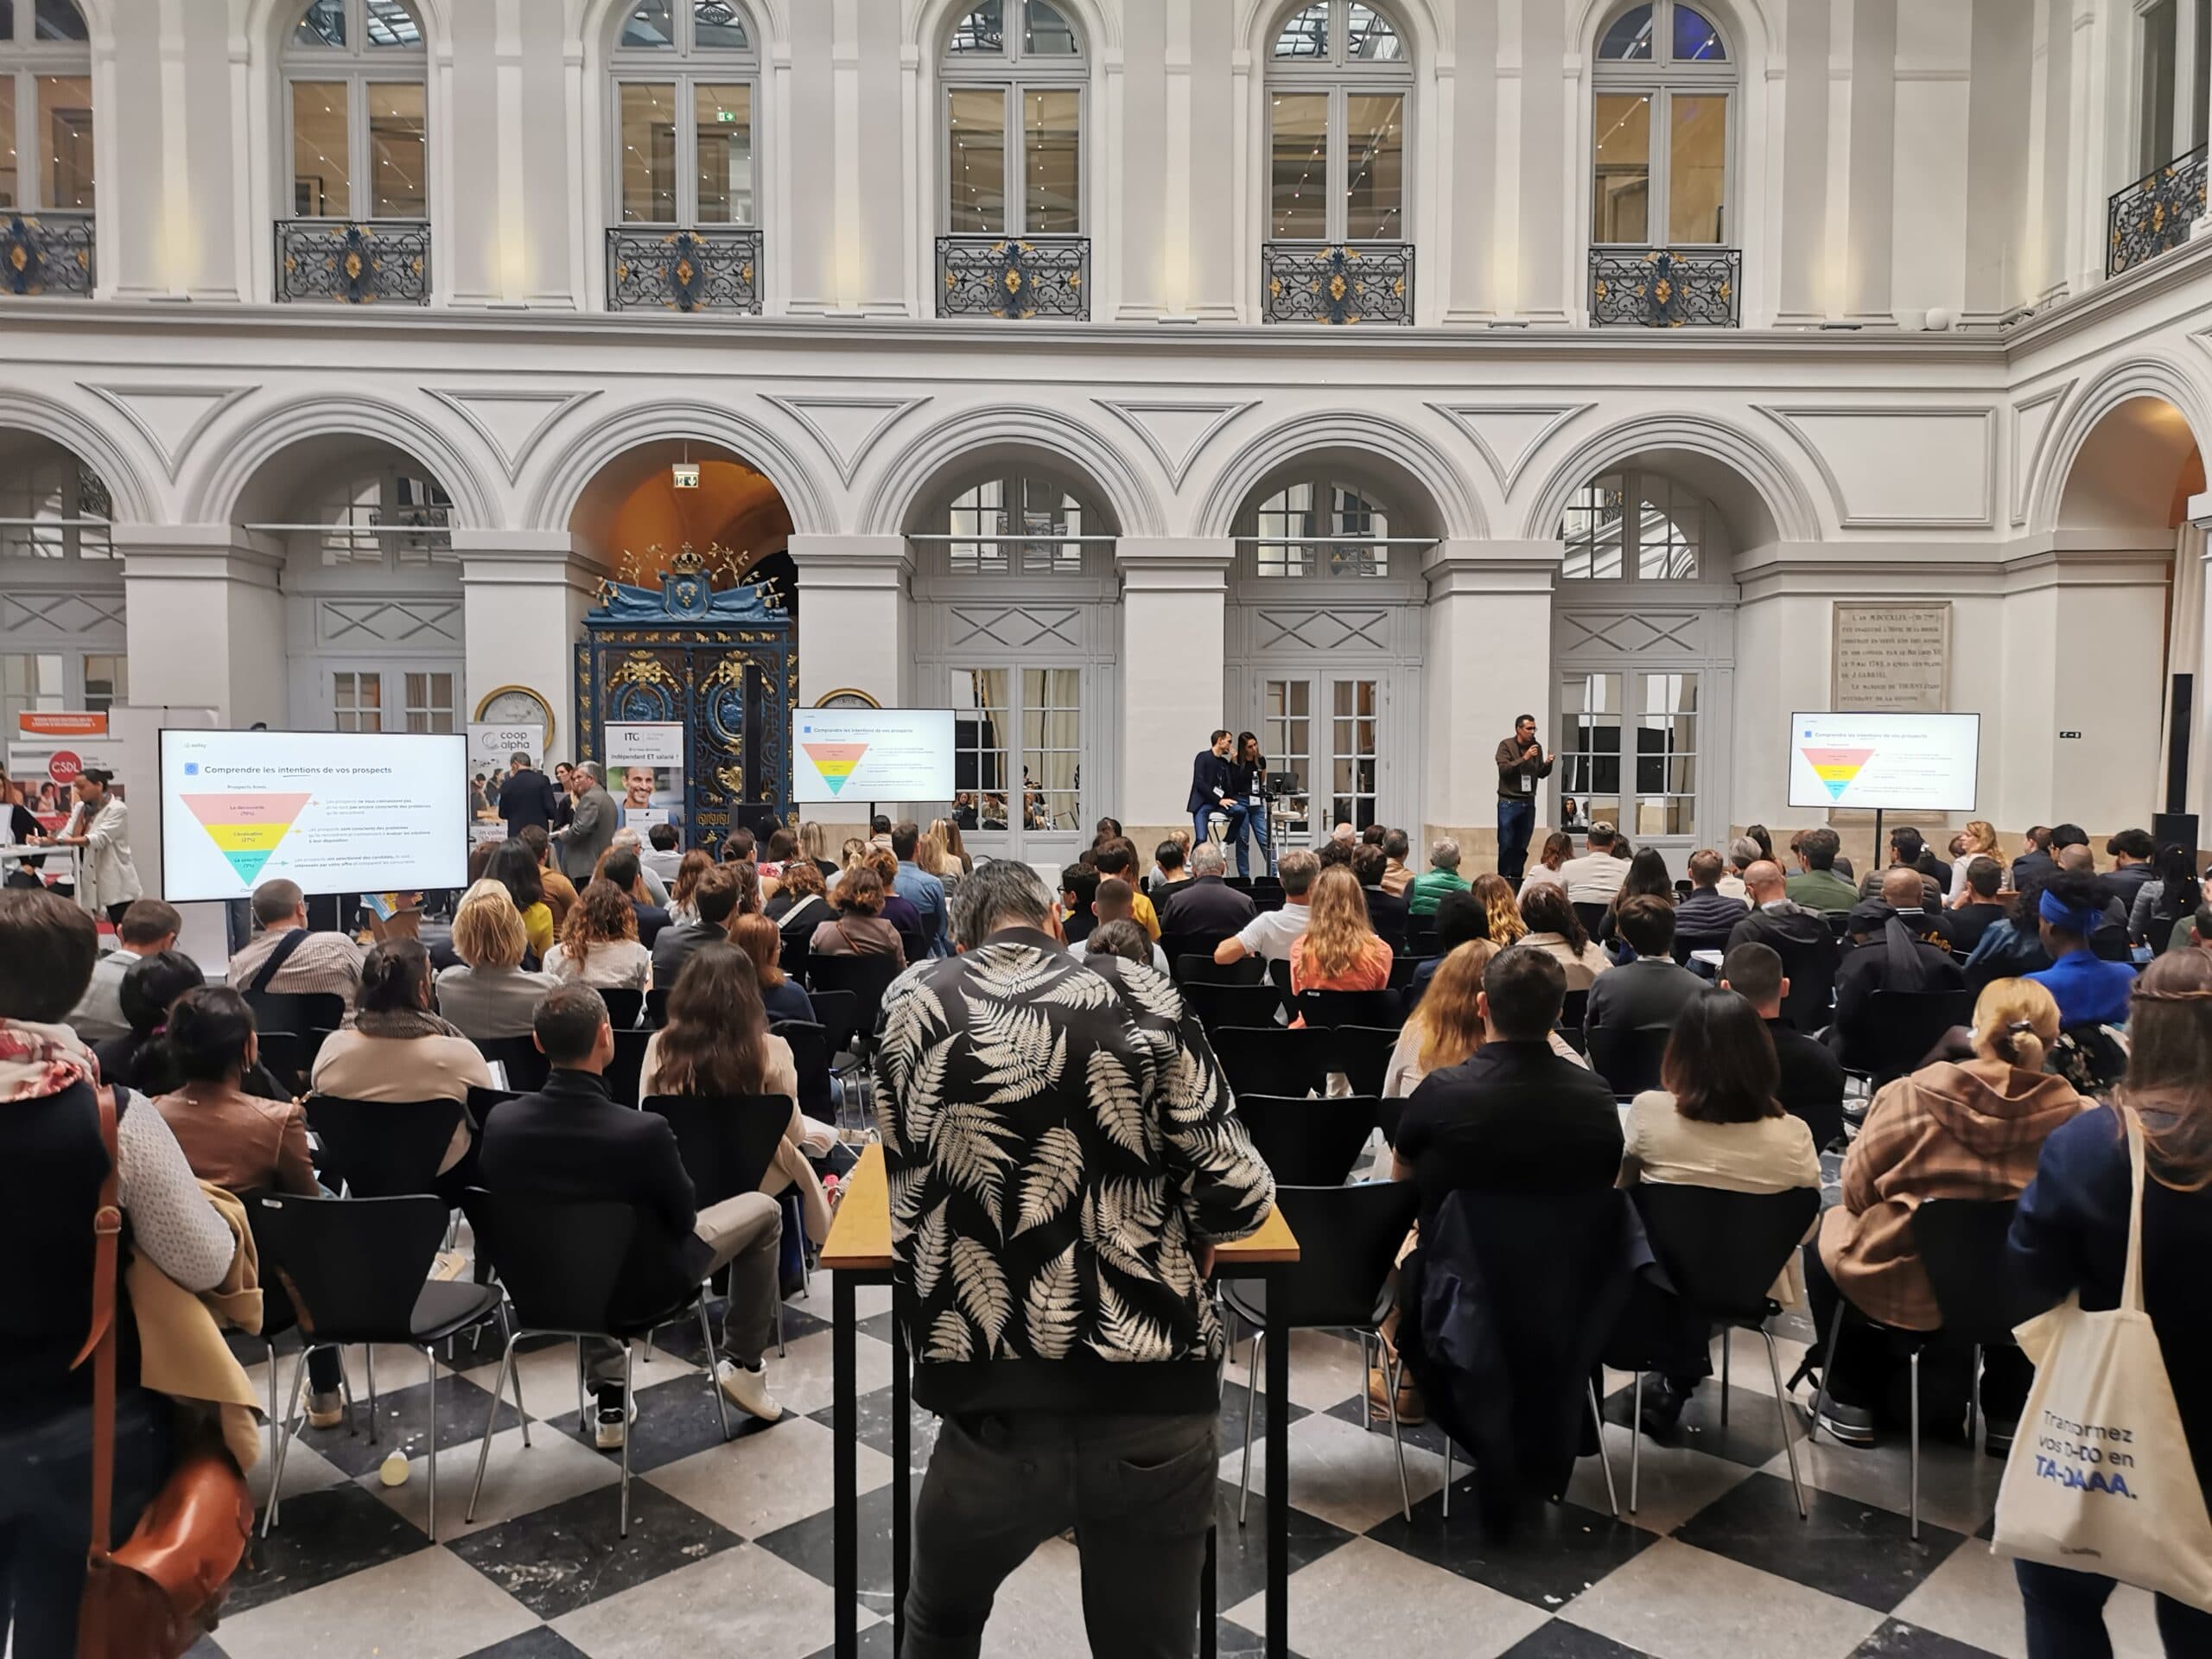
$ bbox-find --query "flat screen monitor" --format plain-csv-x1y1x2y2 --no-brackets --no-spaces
1787,711,1981,813
792,708,957,805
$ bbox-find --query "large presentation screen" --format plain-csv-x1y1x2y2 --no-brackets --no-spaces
159,728,469,902
792,708,956,805
1788,711,1981,813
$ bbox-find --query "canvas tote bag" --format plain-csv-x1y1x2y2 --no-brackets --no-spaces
1991,1110,2212,1611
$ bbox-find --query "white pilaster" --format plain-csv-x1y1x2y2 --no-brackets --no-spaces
1116,537,1233,830
1422,539,1558,861
454,529,600,758
116,524,288,726
788,534,914,709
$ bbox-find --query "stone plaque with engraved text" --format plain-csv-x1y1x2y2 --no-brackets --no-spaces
1832,602,1949,713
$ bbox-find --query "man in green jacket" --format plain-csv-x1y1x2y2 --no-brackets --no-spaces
1408,836,1472,915
1785,825,1859,913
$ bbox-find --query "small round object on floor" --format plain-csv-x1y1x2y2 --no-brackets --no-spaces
378,1450,410,1487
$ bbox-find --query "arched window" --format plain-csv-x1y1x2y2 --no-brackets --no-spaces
941,0,1084,237
1559,469,1704,581
610,0,757,228
1241,472,1392,577
282,0,426,221
934,465,1099,575
1590,1,1731,248
1265,3,1407,245
0,1,92,218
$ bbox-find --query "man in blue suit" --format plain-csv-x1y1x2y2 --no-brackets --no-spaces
1187,729,1243,854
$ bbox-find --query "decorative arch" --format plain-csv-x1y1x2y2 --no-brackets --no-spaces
1195,410,1485,542
1568,0,1770,67
185,391,500,529
578,0,789,49
1519,410,1821,544
2030,354,2212,537
1236,0,1445,67
859,403,1162,538
244,0,452,53
0,388,161,523
526,399,835,538
906,0,1116,57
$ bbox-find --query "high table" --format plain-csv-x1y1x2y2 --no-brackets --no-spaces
819,1142,1302,1657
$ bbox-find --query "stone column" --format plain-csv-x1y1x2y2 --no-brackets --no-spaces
788,534,914,709
1422,538,1560,870
454,530,601,760
1116,537,1234,847
116,524,287,725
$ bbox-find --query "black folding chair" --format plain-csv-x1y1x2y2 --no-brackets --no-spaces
1233,1094,1379,1185
1332,1026,1401,1100
474,1034,550,1093
597,987,645,1030
1182,982,1283,1032
1628,1183,1820,1519
255,1030,313,1096
645,987,671,1027
464,1190,733,1536
1585,1024,1675,1100
1853,988,1972,1084
779,927,812,983
1175,953,1264,988
645,1092,798,1354
304,1095,465,1198
607,1027,653,1108
1266,958,1294,1005
807,988,862,1065
772,1018,837,1128
1555,988,1591,1053
256,1193,505,1537
1223,1183,1423,1525
808,954,904,1046
241,990,347,1050
1299,989,1402,1032
1387,957,1423,991
1209,1026,1334,1099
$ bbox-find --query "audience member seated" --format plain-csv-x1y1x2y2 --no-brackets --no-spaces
1516,882,1611,989
1673,849,1747,948
149,985,316,1198
1380,828,1414,898
767,856,832,938
1055,862,1099,944
435,879,561,1040
1289,867,1392,1022
1784,827,1859,914
731,913,815,1026
1159,842,1256,952
1214,848,1319,965
1090,840,1160,943
1963,873,2057,992
2054,843,2133,960
1585,896,1703,1039
2026,871,2139,1028
485,837,556,961
1351,843,1410,955
1857,826,1948,910
599,847,672,950
917,823,964,907
2129,841,2204,952
1716,836,1760,900
1469,873,1527,946
1559,822,1631,908
1081,918,1155,972
652,862,741,988
479,983,784,1444
1726,860,1840,1034
1148,836,1190,897
310,939,493,1175
2013,822,2085,893
544,878,654,990
1942,820,1999,903
227,877,363,1000
1618,987,1821,1427
1718,943,1845,1148
1518,830,1574,893
1407,891,1488,1003
0,888,236,1653
1828,872,1967,1072
810,867,906,965
667,849,715,924
65,897,181,1041
889,821,950,958
2097,827,2157,913
518,823,577,929
93,950,211,1096
1385,940,1585,1096
1807,977,2083,1448
1071,879,1170,974
609,828,672,908
1595,847,1675,953
639,943,833,1243
1407,836,1471,915
2007,950,2212,1653
641,822,685,887
857,847,925,962
1940,855,2009,955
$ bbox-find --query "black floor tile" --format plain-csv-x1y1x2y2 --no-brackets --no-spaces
1366,1487,1653,1609
756,1479,905,1618
1601,1376,1796,1470
643,1295,832,1366
802,1620,896,1659
1500,1622,1656,1657
447,1480,743,1620
1673,1471,1968,1613
290,1372,519,1478
1319,1393,1461,1461
460,1629,594,1659
228,1482,432,1615
1217,1375,1313,1451
539,1370,782,1474
1207,1478,1358,1613
1851,1620,2004,1658
806,1382,940,1471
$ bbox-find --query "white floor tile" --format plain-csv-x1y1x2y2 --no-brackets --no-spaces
1563,1422,1756,1536
1221,1408,1447,1536
213,1546,537,1659
645,1413,893,1539
368,1422,620,1541
1561,1537,1885,1659
551,1541,864,1659
763,1325,895,1419
1225,1535,1551,1659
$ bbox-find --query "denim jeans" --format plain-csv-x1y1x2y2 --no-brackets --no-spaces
1192,804,1245,862
2016,1559,2212,1657
1497,797,1535,883
0,1388,175,1658
1236,804,1270,879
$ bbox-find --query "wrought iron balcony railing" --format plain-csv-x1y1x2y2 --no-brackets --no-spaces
275,219,431,305
1588,246,1740,327
0,211,94,297
936,233,1088,320
606,226,762,313
2107,145,2209,277
1261,241,1414,324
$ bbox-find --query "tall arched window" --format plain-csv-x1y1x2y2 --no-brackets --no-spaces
1587,1,1736,325
0,0,94,295
1241,473,1393,577
936,0,1088,318
1261,3,1411,321
603,0,761,310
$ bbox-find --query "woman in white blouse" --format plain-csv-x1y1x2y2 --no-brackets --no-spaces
541,877,652,989
57,768,141,924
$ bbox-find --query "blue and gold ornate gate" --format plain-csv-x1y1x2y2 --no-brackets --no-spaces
573,545,797,855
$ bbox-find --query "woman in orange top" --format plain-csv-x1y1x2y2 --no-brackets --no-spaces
1289,865,1394,1025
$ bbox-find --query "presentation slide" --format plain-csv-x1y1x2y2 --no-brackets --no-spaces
159,728,469,902
1788,712,1981,813
793,708,956,804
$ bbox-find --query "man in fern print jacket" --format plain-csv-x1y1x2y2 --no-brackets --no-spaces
874,857,1275,1658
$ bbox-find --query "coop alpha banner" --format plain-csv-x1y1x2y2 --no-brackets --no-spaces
793,708,957,804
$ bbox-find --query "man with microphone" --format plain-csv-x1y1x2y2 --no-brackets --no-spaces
1494,714,1554,884
1187,728,1244,853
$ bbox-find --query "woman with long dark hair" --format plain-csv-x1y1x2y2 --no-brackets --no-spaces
1231,731,1271,877
543,878,652,989
1597,846,1675,951
1517,882,1611,989
484,836,554,960
2129,840,2204,952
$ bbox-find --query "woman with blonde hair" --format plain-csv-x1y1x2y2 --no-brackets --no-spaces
1289,866,1392,1023
1469,873,1526,944
668,849,715,923
435,878,559,1039
1808,977,2086,1447
929,817,973,875
1948,819,1999,904
918,823,964,902
543,878,652,989
1384,939,1583,1095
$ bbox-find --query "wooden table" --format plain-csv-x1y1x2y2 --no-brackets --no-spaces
818,1143,1301,1657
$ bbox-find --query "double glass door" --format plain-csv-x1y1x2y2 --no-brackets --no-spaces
1558,670,1700,846
950,664,1083,861
1262,673,1381,840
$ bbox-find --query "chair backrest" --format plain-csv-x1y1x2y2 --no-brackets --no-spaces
254,1029,313,1096
1388,956,1424,990
771,1018,836,1122
1583,1024,1675,1099
1373,1094,1405,1147
1262,1182,1421,1330
467,1085,520,1135
1913,1197,2031,1346
643,1094,793,1207
473,1034,550,1093
598,987,645,1030
1209,1025,1334,1099
645,986,671,1027
1182,982,1284,1032
1823,910,1853,940
805,987,862,1061
303,1094,464,1198
1266,957,1294,1002
1864,988,1972,1080
1235,1094,1379,1185
1405,918,1438,955
1630,1182,1821,1325
1332,1025,1401,1099
241,989,347,1043
464,1188,636,1333
1770,934,1837,1032
251,1192,447,1344
1175,953,1264,988
1571,901,1610,943
1556,988,1590,1033
1299,988,1402,1032
809,952,904,1034
607,1026,654,1108
779,926,811,982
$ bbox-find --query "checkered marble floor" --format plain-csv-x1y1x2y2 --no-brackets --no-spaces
175,1265,2178,1659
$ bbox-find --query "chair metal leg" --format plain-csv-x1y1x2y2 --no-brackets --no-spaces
1967,1343,1984,1446
264,1347,313,1537
699,1294,733,1443
423,1345,439,1540
1809,1302,1848,1446
776,1289,787,1358
1382,1344,1412,1523
618,1342,636,1539
1236,1330,1262,1527
468,1329,522,1523
1719,1332,1731,1426
365,1345,378,1445
501,1307,530,1449
575,1337,585,1427
1589,1381,1620,1519
1760,1325,1809,1521
1442,1441,1451,1519
264,1339,281,1479
1359,1332,1375,1435
1908,1345,1922,1541
1630,1372,1643,1513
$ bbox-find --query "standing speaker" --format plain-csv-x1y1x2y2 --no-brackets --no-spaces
2154,811,2199,857
2169,673,2194,817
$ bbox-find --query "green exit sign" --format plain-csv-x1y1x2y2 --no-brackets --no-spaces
716,110,737,122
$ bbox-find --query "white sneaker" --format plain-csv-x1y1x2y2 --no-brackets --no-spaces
715,1359,781,1422
593,1394,639,1450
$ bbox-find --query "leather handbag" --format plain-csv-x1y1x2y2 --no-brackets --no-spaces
73,1089,256,1659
